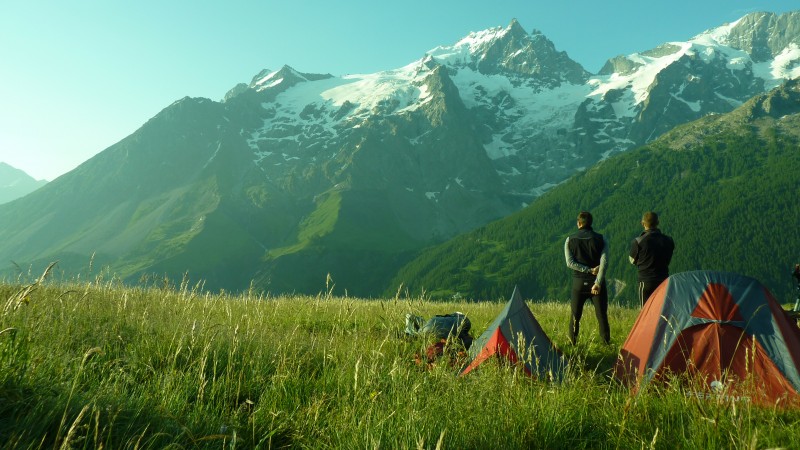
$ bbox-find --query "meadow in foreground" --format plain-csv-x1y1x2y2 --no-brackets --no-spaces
1,274,799,449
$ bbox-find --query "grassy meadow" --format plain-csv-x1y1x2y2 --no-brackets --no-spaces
1,272,799,449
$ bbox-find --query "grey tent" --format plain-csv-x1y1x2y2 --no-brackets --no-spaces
460,286,565,380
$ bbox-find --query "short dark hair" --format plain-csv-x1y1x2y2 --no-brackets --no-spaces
642,211,659,228
577,211,593,228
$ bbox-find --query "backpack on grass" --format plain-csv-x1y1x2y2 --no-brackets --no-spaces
405,312,472,350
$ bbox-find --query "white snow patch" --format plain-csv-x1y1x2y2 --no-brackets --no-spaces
484,135,517,160
688,18,743,46
609,92,638,118
254,71,279,86
670,82,701,112
445,66,589,160
409,130,432,145
588,41,693,109
282,153,300,161
452,68,589,122
425,24,509,66
262,78,284,89
715,90,742,107
320,64,430,114
496,167,522,177
203,142,221,169
425,192,440,201
769,44,800,80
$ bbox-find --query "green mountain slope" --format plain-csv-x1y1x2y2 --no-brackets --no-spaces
0,69,513,296
0,98,305,290
387,79,800,304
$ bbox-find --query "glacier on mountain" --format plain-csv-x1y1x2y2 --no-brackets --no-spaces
226,12,800,200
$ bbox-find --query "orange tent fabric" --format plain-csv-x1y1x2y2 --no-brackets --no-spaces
614,271,800,407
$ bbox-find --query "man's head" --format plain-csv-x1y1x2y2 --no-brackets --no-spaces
577,211,593,229
642,211,659,229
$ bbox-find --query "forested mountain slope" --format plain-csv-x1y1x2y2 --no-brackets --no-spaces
387,79,800,304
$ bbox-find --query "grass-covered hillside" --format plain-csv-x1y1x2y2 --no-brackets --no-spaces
387,80,800,304
2,274,799,449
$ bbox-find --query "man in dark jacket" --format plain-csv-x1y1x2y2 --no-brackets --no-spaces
564,211,610,345
629,211,675,306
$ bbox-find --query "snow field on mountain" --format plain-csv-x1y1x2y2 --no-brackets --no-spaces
237,12,800,189
246,65,438,162
766,44,800,82
425,24,508,66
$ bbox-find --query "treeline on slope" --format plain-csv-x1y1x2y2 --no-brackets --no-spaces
386,122,800,305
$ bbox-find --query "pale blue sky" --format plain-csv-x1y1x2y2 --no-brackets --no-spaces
1,1,796,181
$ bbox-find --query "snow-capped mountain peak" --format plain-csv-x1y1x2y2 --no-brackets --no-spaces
230,12,800,203
711,11,800,62
423,26,506,67
688,17,744,46
592,11,800,111
424,19,522,64
251,65,333,92
422,18,588,84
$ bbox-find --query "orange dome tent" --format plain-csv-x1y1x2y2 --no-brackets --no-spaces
614,271,800,407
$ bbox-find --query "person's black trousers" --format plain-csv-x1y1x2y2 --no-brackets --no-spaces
638,278,665,307
569,277,610,345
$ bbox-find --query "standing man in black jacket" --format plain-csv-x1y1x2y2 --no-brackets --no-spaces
629,211,675,306
564,211,610,345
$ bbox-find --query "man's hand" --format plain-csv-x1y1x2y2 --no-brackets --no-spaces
590,266,599,275
591,283,601,295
